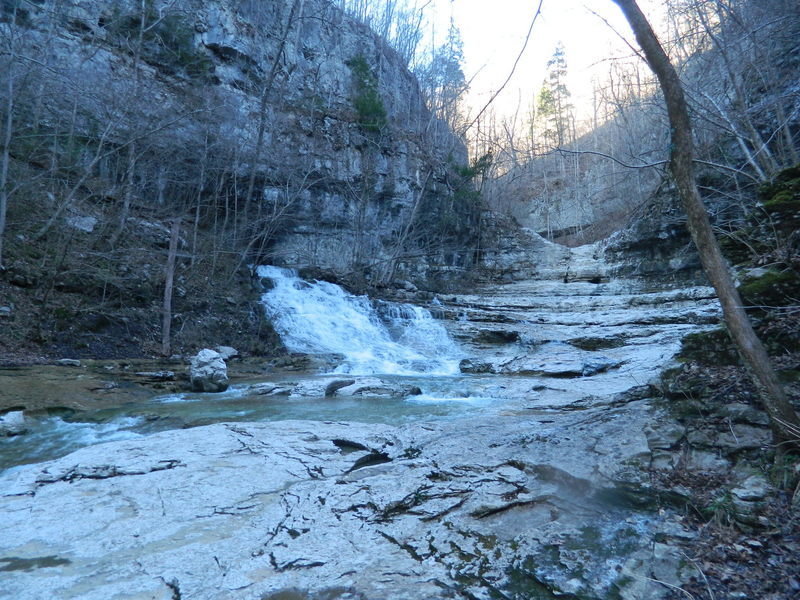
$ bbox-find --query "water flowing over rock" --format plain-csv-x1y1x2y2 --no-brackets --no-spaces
257,266,459,375
0,244,726,599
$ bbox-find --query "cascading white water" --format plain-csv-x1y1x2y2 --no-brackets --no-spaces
257,266,460,375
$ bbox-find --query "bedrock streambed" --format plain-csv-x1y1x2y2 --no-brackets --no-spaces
1,263,718,473
0,250,726,600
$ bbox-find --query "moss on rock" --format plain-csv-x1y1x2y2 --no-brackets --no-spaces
678,329,740,366
757,164,800,236
738,269,800,309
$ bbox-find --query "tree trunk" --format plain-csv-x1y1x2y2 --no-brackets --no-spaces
242,0,302,219
611,0,800,448
162,218,181,356
0,70,12,268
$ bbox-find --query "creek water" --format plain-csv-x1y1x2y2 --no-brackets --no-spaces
0,259,720,473
0,268,485,471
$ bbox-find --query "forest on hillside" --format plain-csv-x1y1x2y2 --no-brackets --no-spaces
0,0,798,360
1,3,800,599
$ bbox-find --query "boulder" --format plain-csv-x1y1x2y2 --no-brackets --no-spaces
459,358,495,374
333,377,422,398
54,359,81,367
189,349,229,393
249,382,293,396
288,377,422,398
0,411,28,437
215,346,240,360
324,379,356,397
65,215,98,233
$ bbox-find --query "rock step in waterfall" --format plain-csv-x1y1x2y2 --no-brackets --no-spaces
257,265,460,376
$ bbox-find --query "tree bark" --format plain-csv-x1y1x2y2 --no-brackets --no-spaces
242,0,302,219
0,68,12,269
162,218,181,357
611,0,800,448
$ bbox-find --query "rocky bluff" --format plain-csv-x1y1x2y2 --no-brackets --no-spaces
10,0,476,284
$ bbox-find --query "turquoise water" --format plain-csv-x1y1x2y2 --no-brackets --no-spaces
0,373,504,472
1,268,480,472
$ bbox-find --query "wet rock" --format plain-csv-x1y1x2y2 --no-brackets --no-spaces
288,377,421,399
250,382,293,396
459,358,494,373
0,406,684,600
268,353,344,372
215,345,240,360
54,359,81,367
288,379,329,397
473,329,520,344
189,349,229,393
581,357,622,376
0,306,11,318
328,377,421,398
0,411,28,436
298,266,339,284
568,335,626,350
133,371,175,382
498,354,621,377
324,379,356,397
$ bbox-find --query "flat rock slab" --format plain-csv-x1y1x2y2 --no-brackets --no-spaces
1,403,689,600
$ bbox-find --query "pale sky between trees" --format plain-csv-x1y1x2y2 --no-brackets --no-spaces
426,0,664,123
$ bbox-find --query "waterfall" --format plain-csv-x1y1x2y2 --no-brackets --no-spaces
257,266,460,375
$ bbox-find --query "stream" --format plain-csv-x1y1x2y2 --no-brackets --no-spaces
0,244,726,600
0,253,719,473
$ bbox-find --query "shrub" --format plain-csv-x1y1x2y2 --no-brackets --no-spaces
346,55,386,132
108,6,213,80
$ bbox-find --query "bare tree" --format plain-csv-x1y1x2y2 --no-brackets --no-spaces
162,218,181,356
0,53,11,268
612,0,800,448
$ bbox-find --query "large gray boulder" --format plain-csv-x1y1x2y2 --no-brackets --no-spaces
189,349,229,393
0,411,28,437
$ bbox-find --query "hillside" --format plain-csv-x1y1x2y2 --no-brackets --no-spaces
0,0,483,361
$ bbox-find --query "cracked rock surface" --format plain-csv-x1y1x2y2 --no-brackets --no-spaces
2,405,692,600
0,244,719,599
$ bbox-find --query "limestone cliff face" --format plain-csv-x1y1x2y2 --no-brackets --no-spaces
9,0,474,283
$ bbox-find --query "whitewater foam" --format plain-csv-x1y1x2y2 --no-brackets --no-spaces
257,266,460,376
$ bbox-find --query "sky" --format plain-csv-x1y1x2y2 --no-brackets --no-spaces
425,0,665,125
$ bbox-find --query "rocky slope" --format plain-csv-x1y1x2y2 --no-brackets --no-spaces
7,0,473,274
0,0,480,360
2,238,769,600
